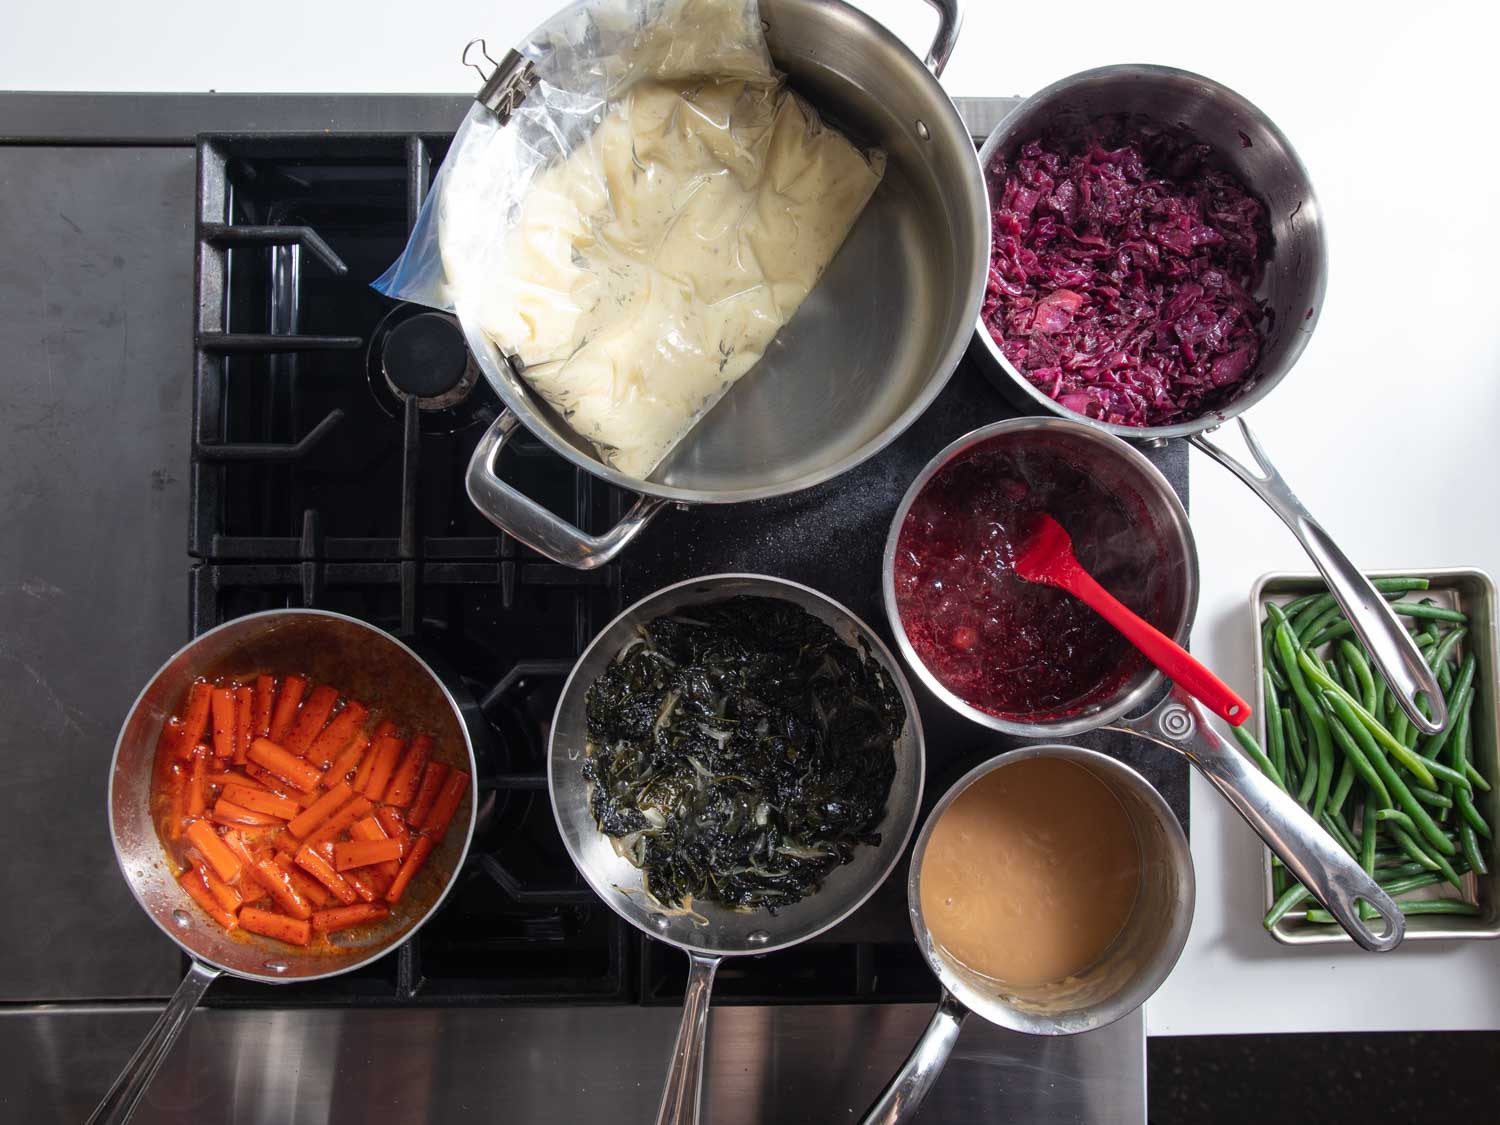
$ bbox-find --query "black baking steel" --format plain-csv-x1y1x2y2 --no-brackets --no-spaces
190,132,1189,1008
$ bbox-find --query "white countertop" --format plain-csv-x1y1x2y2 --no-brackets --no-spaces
7,0,1498,1036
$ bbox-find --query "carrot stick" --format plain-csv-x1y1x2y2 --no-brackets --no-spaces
406,762,449,828
210,688,237,759
217,826,266,870
361,732,407,803
287,780,355,840
306,701,369,770
247,857,313,919
294,845,360,906
311,903,389,934
186,747,209,818
283,684,339,756
422,771,470,839
222,783,300,821
304,795,376,849
267,828,302,859
197,860,243,914
247,737,323,792
374,806,410,850
273,851,334,907
228,685,251,765
353,721,396,795
350,815,402,875
241,763,319,808
385,836,435,903
383,734,433,809
211,798,282,829
185,819,242,884
177,681,214,755
238,906,310,946
268,674,307,743
325,731,370,788
334,836,403,871
177,867,237,929
343,866,385,902
219,768,268,793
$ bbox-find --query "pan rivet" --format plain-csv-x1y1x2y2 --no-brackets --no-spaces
649,913,671,930
171,910,191,929
1159,704,1194,739
264,961,289,973
915,119,930,141
748,930,770,945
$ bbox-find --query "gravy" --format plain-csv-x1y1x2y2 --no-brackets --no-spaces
920,757,1141,988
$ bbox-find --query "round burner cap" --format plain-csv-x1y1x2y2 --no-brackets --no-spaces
383,312,469,398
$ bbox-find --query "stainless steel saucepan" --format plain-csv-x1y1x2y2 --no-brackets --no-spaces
548,574,925,1125
463,0,988,569
863,745,1194,1124
883,417,1405,950
93,610,478,1125
971,63,1445,734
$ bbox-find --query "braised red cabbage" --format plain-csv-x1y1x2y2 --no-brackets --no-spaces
982,121,1270,428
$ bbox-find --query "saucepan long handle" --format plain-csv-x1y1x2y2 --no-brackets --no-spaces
1107,687,1405,951
87,959,221,1125
655,951,722,1125
466,410,668,570
1191,417,1445,734
859,990,969,1125
918,0,963,76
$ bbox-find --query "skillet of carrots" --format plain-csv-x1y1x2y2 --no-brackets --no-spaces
151,673,470,950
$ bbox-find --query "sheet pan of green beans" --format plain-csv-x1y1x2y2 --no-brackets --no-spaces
1248,569,1499,943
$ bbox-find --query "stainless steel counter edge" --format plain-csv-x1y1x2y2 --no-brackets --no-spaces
3,1000,1143,1123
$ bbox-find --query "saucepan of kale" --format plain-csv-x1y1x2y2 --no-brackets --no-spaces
581,595,906,913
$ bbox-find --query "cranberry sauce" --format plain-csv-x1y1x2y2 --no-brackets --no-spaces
893,440,1169,720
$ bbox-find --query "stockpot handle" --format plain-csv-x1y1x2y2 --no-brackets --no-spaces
466,410,669,570
655,951,722,1125
1107,687,1405,952
87,959,221,1125
859,990,969,1125
918,0,963,76
1191,417,1445,735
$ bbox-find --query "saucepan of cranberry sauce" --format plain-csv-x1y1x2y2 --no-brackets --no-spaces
882,417,1196,735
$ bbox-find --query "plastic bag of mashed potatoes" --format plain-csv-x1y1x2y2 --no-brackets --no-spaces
375,0,884,480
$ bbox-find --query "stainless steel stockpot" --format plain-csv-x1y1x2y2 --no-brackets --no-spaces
463,0,989,568
970,63,1444,734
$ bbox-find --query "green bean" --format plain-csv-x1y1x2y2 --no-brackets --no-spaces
1429,626,1467,670
1299,604,1343,645
1460,824,1489,877
1304,899,1482,924
1295,728,1319,805
1264,679,1287,783
1423,655,1476,763
1288,594,1336,638
1279,633,1336,816
1300,653,1438,789
1320,811,1359,856
1465,762,1491,792
1338,641,1378,714
1386,823,1441,870
1231,725,1285,790
1322,691,1454,854
1282,705,1307,774
1455,791,1491,840
1376,807,1418,834
1263,881,1312,929
1360,799,1378,875
1328,756,1356,816
1411,787,1453,809
1423,759,1474,792
1323,707,1392,807
1437,661,1455,694
1376,860,1441,883
1392,603,1468,624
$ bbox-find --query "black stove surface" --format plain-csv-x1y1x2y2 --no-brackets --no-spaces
191,132,1188,1009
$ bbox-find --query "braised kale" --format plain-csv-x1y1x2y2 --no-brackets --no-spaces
582,596,904,912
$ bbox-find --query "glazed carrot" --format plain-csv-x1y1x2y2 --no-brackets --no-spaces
333,837,403,872
185,820,241,884
273,851,334,908
294,845,360,906
178,868,237,929
197,860,242,914
353,721,397,795
287,782,354,840
267,828,302,859
210,688,237,759
406,761,449,827
268,674,307,743
222,783,299,821
385,836,435,903
252,674,276,739
177,681,214,755
374,806,410,849
232,685,253,764
247,857,312,919
218,827,263,870
283,684,339,756
422,771,470,839
383,734,433,809
211,798,281,829
362,738,406,804
247,737,323,792
304,795,376,849
350,816,402,878
162,764,189,840
325,732,369,788
343,865,384,902
219,768,268,793
306,701,369,769
186,747,209,818
239,906,310,946
311,903,389,934
242,763,319,808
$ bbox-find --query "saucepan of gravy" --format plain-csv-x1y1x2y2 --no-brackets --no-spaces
860,745,1193,1125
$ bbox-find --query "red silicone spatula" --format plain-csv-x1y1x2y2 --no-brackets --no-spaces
1013,513,1252,726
